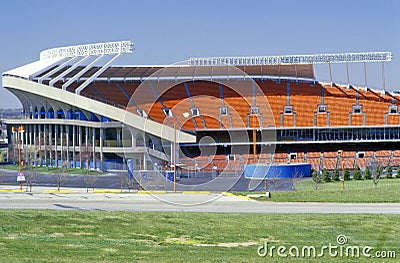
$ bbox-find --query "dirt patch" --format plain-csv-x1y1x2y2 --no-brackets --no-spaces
194,241,258,247
71,232,91,236
50,233,64,238
102,248,118,253
165,237,189,243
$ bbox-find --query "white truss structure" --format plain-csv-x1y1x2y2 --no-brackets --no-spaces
39,40,133,60
189,52,392,66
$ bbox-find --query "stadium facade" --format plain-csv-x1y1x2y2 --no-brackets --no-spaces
2,41,398,184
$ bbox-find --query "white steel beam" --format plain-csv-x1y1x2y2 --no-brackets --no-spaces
75,54,121,95
38,57,77,84
49,56,90,87
189,52,392,66
61,56,104,90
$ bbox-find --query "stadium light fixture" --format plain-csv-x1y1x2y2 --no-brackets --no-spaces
39,41,134,60
189,52,392,66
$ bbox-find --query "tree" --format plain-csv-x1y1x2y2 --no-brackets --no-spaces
332,169,340,181
353,166,362,180
24,165,38,192
54,163,68,191
0,169,4,187
364,167,372,180
118,170,138,192
290,168,304,191
344,169,350,181
84,168,97,193
126,172,138,192
386,166,393,179
322,168,331,182
312,170,322,190
373,165,383,189
118,171,127,192
264,169,281,192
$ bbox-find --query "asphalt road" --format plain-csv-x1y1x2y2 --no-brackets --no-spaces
0,190,400,214
0,169,294,192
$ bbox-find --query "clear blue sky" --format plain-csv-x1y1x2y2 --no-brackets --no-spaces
1,0,399,108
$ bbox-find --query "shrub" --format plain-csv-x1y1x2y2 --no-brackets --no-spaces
397,168,400,179
322,168,331,182
364,167,372,180
312,170,322,186
386,166,393,179
353,166,362,180
344,169,350,181
312,170,319,182
332,169,340,181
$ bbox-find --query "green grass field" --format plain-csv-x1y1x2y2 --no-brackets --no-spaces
0,165,103,175
251,178,400,202
0,210,398,262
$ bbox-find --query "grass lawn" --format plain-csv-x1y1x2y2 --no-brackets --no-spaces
0,210,398,262
251,178,400,202
0,165,104,175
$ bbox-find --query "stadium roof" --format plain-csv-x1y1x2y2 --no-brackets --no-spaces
3,41,392,85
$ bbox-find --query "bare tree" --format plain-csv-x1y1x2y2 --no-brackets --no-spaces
290,168,304,191
264,168,281,192
21,146,39,192
23,146,39,168
54,169,64,191
84,168,97,193
117,170,139,192
80,143,93,170
373,165,383,189
126,173,137,192
368,160,383,189
118,170,127,192
0,169,4,187
54,162,68,191
24,165,38,192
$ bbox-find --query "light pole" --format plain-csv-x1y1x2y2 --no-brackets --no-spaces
12,126,25,190
250,114,258,164
173,122,177,193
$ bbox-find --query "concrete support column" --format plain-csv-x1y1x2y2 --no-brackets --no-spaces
54,125,58,167
38,124,42,166
43,124,47,166
66,125,70,168
29,124,33,146
143,153,147,170
132,132,137,148
79,126,82,169
49,124,53,167
72,125,76,168
85,127,88,147
116,128,121,147
99,128,104,170
60,125,64,165
92,127,96,169
33,124,37,147
24,125,28,150
85,127,89,168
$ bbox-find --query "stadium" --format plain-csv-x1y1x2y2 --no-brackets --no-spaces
1,40,397,191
